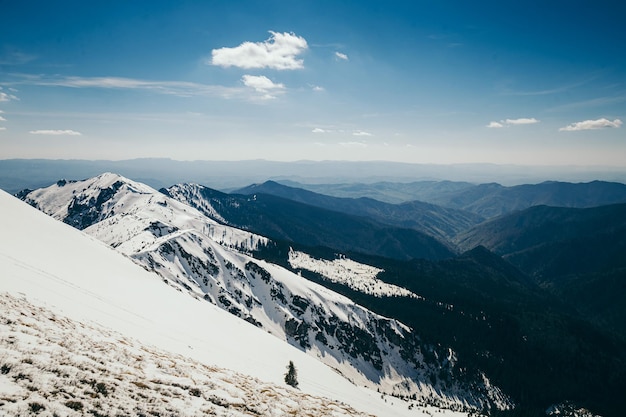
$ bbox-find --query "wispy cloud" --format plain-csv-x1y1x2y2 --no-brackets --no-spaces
0,127,6,131
211,31,308,70
487,118,539,128
0,115,6,121
353,130,372,136
339,141,367,147
501,78,592,96
559,118,622,131
7,74,245,99
335,52,349,61
29,129,82,136
312,128,326,133
311,85,325,92
548,94,626,112
0,50,36,66
241,75,285,99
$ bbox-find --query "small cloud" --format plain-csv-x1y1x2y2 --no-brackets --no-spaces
211,31,308,70
241,75,284,92
312,128,326,133
487,118,539,128
505,117,539,125
339,141,367,147
0,92,19,102
311,85,325,92
559,118,622,131
241,75,285,99
0,127,6,131
0,115,5,121
353,130,372,136
29,129,82,136
335,52,349,61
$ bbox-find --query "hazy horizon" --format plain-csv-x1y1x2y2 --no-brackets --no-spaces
2,158,626,195
1,2,624,167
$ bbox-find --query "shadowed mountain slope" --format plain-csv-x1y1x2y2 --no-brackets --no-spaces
235,180,484,242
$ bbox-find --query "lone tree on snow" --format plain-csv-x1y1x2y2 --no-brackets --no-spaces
284,360,299,388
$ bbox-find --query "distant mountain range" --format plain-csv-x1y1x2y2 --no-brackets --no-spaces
234,180,484,242
2,158,626,194
284,179,626,218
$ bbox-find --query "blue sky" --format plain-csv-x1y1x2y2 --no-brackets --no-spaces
1,0,625,166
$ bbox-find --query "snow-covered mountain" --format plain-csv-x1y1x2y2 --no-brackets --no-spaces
3,188,427,417
16,173,511,412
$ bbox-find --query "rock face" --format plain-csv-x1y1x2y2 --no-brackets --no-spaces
18,173,511,412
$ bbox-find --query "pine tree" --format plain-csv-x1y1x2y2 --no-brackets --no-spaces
284,360,299,388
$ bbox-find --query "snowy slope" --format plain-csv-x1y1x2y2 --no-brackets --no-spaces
17,174,511,412
0,292,374,417
0,189,473,417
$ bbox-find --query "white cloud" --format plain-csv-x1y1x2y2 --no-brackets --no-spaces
0,127,6,131
559,118,622,131
505,117,539,125
312,128,326,133
312,85,325,92
487,118,539,128
0,92,18,102
241,75,284,92
335,52,349,61
211,31,308,70
0,115,5,121
241,75,285,100
353,130,372,136
29,129,82,136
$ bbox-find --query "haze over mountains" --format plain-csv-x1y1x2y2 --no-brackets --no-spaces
4,166,626,416
2,158,626,194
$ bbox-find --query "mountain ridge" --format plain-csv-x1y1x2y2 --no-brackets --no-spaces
163,182,457,261
234,180,484,242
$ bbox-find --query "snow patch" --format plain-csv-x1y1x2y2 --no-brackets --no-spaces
288,249,422,299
